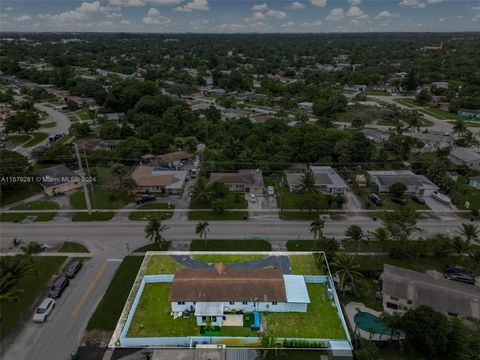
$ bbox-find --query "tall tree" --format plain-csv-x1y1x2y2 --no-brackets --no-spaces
110,162,127,186
368,227,391,254
192,177,212,205
0,256,32,303
310,217,325,240
381,208,418,241
345,225,365,256
195,221,210,247
331,253,363,296
300,171,316,193
19,242,44,277
457,223,479,244
144,217,169,247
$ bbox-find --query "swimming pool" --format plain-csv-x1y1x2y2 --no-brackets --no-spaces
153,167,169,172
353,312,401,336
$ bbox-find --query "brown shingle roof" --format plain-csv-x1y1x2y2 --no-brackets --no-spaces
169,265,287,302
209,170,264,187
131,166,175,187
159,151,190,162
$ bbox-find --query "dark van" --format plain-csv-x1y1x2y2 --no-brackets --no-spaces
370,193,382,206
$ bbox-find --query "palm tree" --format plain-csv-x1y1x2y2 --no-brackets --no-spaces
451,237,471,262
368,227,391,254
331,253,363,296
110,162,127,187
144,217,169,248
300,171,316,193
405,111,421,132
469,249,480,270
191,177,212,205
380,312,403,341
345,225,365,256
458,223,479,244
452,119,467,137
123,178,137,197
310,217,325,240
196,221,210,247
20,242,44,277
0,256,33,303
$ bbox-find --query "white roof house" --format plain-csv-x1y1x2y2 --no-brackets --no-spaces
367,170,439,196
298,102,314,112
448,147,480,171
310,166,348,195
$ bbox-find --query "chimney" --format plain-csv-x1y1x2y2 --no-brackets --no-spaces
215,263,227,275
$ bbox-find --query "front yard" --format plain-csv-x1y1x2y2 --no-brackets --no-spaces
128,203,174,221
1,200,59,222
189,192,248,220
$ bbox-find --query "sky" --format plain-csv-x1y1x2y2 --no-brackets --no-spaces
0,0,479,33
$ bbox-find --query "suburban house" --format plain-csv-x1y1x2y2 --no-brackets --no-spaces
285,166,348,195
469,176,480,190
298,102,314,112
209,170,265,196
141,151,191,170
457,109,480,120
96,112,125,124
37,165,82,196
367,170,439,196
131,165,187,194
448,147,480,171
170,264,310,327
430,81,449,89
380,264,480,320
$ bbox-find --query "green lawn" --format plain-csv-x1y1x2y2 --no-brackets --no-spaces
57,134,75,145
339,277,382,312
189,192,248,220
70,185,131,221
87,256,143,331
286,240,317,251
0,256,67,340
191,254,267,263
1,200,59,222
133,242,171,252
58,241,89,253
448,120,480,128
127,283,199,337
289,255,324,275
190,239,272,252
22,132,48,147
420,107,463,121
364,90,391,96
265,284,346,339
77,108,92,120
7,134,30,145
128,203,174,221
145,255,185,275
0,183,43,207
40,121,56,128
378,196,430,211
395,98,416,108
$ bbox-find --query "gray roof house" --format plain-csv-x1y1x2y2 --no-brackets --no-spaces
37,165,82,196
381,264,480,320
448,147,480,171
367,170,439,196
209,170,265,196
285,166,348,195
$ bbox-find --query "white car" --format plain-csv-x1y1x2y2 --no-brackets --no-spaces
267,186,275,196
33,298,55,323
249,194,257,203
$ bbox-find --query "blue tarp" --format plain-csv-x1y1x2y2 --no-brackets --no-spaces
251,311,260,330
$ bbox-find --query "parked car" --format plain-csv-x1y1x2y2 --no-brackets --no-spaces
445,272,475,285
249,194,257,203
391,197,408,205
445,264,473,276
190,168,197,178
267,186,275,196
65,260,82,279
135,194,155,205
370,193,382,206
411,195,425,204
33,298,55,323
48,276,69,298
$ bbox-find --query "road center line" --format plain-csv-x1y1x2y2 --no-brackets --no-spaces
71,261,108,317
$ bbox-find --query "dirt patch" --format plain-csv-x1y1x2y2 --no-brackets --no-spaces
82,329,113,347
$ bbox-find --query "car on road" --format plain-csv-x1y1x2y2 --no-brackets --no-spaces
48,276,69,298
391,197,408,205
33,298,55,323
411,195,425,204
135,194,156,205
445,264,473,276
267,186,275,196
65,260,82,279
445,272,475,285
370,193,382,206
249,194,257,203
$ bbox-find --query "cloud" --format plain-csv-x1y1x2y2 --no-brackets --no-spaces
245,11,266,23
175,0,209,12
281,21,295,28
399,0,427,8
109,0,181,6
99,20,114,26
120,19,130,24
375,10,399,18
346,6,367,19
288,2,305,10
310,0,327,7
5,7,14,11
301,20,322,26
426,0,443,4
38,1,107,24
14,15,32,21
106,12,122,17
348,0,362,5
143,7,170,25
251,3,269,11
438,17,445,22
326,8,344,21
266,9,287,19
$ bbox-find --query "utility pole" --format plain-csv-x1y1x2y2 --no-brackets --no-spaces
82,147,96,209
74,143,92,215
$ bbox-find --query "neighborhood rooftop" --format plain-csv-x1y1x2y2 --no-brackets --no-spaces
37,165,78,188
209,170,264,187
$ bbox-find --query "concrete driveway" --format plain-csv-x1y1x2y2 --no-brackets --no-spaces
247,194,278,220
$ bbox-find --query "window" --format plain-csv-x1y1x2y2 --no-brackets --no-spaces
193,302,196,305
242,301,248,305
272,302,277,305
390,296,399,301
386,302,398,310
407,300,412,305
177,301,185,305
229,301,235,305
202,316,206,321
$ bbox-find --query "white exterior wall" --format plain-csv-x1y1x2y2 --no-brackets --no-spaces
172,301,308,315
196,316,223,327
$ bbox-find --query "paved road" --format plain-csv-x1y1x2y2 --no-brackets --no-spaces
1,256,120,360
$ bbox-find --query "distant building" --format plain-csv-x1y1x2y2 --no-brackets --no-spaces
97,112,125,124
37,165,82,196
209,170,265,196
298,102,314,112
250,114,273,124
381,264,480,320
367,170,439,196
430,81,449,89
131,166,187,194
457,109,480,120
448,147,480,171
285,166,348,195
469,176,480,190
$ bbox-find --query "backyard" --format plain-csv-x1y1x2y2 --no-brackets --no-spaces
289,255,325,275
265,284,346,339
145,255,185,275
